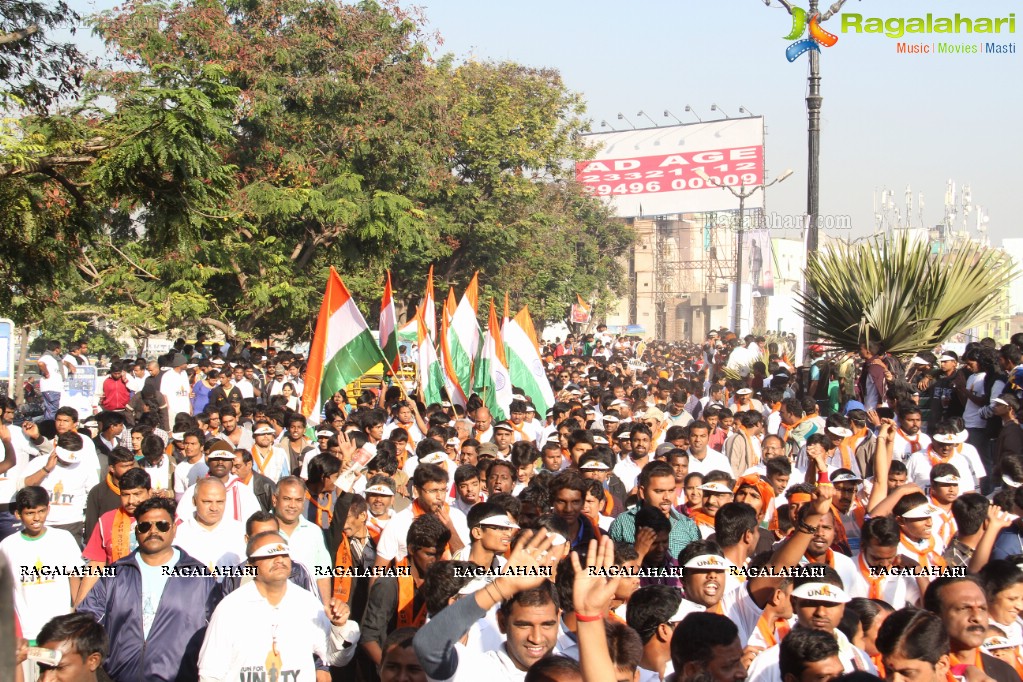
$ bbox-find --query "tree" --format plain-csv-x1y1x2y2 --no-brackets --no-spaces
796,235,1017,355
1,0,87,111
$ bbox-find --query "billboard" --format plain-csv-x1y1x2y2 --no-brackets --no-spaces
576,118,765,217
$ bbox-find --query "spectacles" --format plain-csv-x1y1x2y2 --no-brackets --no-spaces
137,520,172,533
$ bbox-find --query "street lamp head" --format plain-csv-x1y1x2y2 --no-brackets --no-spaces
777,169,794,183
738,106,757,117
710,104,731,119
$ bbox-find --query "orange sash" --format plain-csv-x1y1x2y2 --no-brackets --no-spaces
755,613,790,648
332,534,353,604
927,446,953,468
900,534,946,570
412,498,446,518
306,490,334,527
111,508,134,562
949,649,983,668
858,552,884,600
931,497,956,547
690,508,715,529
106,473,121,496
840,427,868,469
367,514,386,544
602,489,615,516
780,414,812,442
737,427,759,468
251,445,275,474
396,570,427,628
897,428,923,454
806,548,834,567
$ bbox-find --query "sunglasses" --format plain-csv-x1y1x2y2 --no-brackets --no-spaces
137,520,172,533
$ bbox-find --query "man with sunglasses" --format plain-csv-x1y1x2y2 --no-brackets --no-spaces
79,497,222,682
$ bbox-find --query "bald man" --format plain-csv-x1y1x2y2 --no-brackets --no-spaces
472,408,494,443
173,478,246,577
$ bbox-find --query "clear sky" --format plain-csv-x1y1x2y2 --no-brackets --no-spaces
411,0,1021,242
69,0,1021,242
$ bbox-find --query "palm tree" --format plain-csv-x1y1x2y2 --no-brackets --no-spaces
797,235,1017,356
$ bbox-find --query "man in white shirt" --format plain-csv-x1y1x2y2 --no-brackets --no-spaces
686,421,731,477
38,340,66,420
173,478,246,577
197,532,360,681
249,422,290,481
271,476,333,605
21,431,99,544
160,354,192,422
177,442,261,524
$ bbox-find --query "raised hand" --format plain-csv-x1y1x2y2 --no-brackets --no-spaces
570,536,621,618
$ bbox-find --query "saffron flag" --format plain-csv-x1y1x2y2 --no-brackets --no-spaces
416,308,444,406
446,274,481,406
422,264,437,342
301,267,386,425
571,294,592,324
474,299,514,420
379,271,400,373
505,307,555,416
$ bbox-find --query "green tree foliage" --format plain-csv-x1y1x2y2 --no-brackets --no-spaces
797,235,1018,355
2,0,632,344
1,0,87,111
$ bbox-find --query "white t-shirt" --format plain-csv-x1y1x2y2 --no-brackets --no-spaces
160,369,193,421
198,580,359,681
19,457,99,526
686,448,732,477
0,428,35,505
142,456,173,494
905,451,978,493
279,516,333,577
175,459,208,496
848,554,923,609
0,528,81,638
38,354,64,393
250,446,290,482
612,456,647,492
173,516,247,577
376,505,469,562
670,581,764,646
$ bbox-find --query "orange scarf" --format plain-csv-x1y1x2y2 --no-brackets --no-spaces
251,445,275,474
898,428,923,453
858,552,884,600
111,508,134,562
706,602,723,615
306,490,334,527
780,413,812,441
949,649,982,668
602,489,615,516
931,497,956,547
900,534,946,570
412,498,447,518
396,565,427,628
737,426,760,468
755,613,790,648
806,548,834,567
928,446,953,468
106,473,121,496
367,514,387,544
839,427,869,469
332,533,353,605
690,508,715,530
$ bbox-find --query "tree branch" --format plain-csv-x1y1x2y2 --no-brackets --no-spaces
39,166,88,206
0,25,39,46
200,317,234,336
107,240,159,280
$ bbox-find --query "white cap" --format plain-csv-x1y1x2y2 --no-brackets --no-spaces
525,404,536,413
736,388,753,395
790,582,851,603
171,432,186,441
549,533,568,547
493,422,514,432
938,354,958,363
365,484,396,496
54,446,81,464
827,426,853,439
1003,474,1022,489
252,426,275,436
579,459,611,471
994,397,1012,407
698,481,734,495
932,473,961,485
478,514,519,529
831,472,862,484
446,437,460,446
932,433,959,444
983,634,1023,652
248,539,291,559
682,554,731,570
593,435,609,445
419,452,448,465
315,429,335,439
602,414,620,423
901,503,939,519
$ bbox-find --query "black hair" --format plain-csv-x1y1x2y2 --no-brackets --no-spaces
779,627,840,680
844,597,894,640
713,502,758,548
677,538,723,567
523,656,580,682
406,513,451,552
951,493,989,536
133,496,176,521
14,485,50,512
35,612,108,662
626,585,683,643
119,468,151,491
244,510,278,536
604,618,644,673
487,492,522,520
421,560,477,617
499,580,560,619
670,612,739,673
978,560,1023,605
876,607,950,664
635,505,671,535
306,453,342,487
412,463,448,489
766,456,792,477
861,516,901,549
467,501,506,532
454,464,479,486
923,575,985,615
108,446,137,466
638,460,676,489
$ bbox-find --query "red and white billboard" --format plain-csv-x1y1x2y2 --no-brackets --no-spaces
576,118,765,217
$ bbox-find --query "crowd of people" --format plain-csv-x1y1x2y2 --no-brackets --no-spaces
5,327,1023,682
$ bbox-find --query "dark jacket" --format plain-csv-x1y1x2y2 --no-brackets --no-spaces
250,471,276,513
78,547,222,682
327,491,378,620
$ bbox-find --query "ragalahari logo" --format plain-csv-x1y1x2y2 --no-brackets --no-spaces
784,6,840,61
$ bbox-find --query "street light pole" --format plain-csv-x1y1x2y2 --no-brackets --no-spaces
806,0,821,257
696,169,793,334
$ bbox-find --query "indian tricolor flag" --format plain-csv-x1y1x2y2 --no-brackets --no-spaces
440,287,466,407
422,264,437,342
474,298,514,420
301,267,385,425
416,308,444,405
505,306,555,416
445,275,481,406
379,271,400,373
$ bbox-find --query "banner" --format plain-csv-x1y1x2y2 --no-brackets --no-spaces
744,228,775,297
